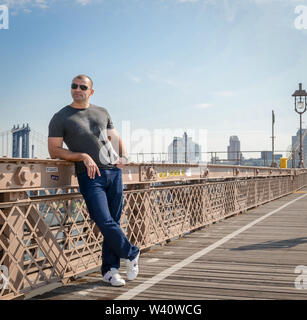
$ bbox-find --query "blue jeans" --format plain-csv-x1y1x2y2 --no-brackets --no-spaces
77,167,139,276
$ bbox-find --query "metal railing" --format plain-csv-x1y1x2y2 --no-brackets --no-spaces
129,151,295,167
0,158,307,300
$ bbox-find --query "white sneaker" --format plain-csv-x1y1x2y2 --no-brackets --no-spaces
102,268,125,286
126,252,140,281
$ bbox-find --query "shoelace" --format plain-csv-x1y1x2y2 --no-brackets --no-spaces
127,263,135,269
109,270,123,280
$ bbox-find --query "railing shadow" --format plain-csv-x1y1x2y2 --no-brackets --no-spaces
231,237,307,251
31,279,111,300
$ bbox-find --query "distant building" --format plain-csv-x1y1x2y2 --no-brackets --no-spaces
168,132,201,163
241,151,283,167
211,156,220,164
261,151,283,166
242,158,265,167
291,129,307,166
227,136,242,164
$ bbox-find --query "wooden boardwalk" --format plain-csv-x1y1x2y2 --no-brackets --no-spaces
29,189,307,300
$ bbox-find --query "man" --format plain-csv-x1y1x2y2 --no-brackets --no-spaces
48,74,139,286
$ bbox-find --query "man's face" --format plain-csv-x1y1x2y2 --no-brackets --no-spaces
71,77,94,102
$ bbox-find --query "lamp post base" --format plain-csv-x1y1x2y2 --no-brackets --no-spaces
271,162,278,168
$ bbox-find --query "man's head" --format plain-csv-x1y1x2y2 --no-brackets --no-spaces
71,74,94,103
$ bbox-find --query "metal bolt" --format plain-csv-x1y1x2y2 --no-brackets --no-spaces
203,169,209,177
21,170,31,181
148,167,155,178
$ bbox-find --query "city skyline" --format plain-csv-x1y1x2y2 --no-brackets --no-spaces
168,131,201,163
1,0,307,154
1,122,302,163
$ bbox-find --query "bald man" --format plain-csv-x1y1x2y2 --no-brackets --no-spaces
48,74,139,286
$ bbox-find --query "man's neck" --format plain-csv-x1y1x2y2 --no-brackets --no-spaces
70,101,90,109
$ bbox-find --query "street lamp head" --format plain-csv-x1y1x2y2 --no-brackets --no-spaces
292,83,307,114
297,100,305,111
292,83,307,97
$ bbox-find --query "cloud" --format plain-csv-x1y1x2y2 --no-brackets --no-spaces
129,74,141,83
1,0,30,7
1,0,49,9
148,71,178,87
35,0,48,9
194,103,212,109
0,0,93,10
213,90,236,97
76,0,91,5
177,0,198,3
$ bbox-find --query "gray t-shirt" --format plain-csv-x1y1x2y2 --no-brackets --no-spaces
48,104,117,174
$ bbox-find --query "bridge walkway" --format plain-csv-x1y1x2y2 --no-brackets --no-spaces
29,188,307,300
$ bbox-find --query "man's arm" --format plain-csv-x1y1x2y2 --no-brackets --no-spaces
48,137,84,161
48,137,101,179
107,129,128,168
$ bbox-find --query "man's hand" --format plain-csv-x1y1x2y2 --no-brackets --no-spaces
115,157,128,169
48,138,101,179
82,154,101,179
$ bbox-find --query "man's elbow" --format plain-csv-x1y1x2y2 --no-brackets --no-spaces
49,153,57,159
108,129,119,140
48,148,58,159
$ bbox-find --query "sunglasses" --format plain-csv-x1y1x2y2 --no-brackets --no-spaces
71,83,89,91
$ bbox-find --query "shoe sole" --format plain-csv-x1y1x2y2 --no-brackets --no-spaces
102,279,125,287
126,276,137,281
126,270,139,281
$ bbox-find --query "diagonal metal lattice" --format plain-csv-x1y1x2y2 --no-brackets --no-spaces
1,172,307,299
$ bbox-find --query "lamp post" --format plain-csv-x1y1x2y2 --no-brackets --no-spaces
292,83,307,168
271,110,277,167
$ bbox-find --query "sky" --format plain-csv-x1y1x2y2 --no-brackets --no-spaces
1,0,307,157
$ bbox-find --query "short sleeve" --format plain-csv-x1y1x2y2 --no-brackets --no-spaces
48,113,64,137
107,111,114,129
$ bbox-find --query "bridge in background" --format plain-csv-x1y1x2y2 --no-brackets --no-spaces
0,126,48,159
0,158,307,299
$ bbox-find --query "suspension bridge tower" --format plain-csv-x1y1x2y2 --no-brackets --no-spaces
12,124,31,158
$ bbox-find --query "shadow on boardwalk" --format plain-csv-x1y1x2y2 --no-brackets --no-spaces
231,237,307,251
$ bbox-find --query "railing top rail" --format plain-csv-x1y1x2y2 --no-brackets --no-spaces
0,158,304,193
0,157,73,165
0,157,303,170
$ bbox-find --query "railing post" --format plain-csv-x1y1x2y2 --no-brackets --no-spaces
255,179,258,206
293,171,297,192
